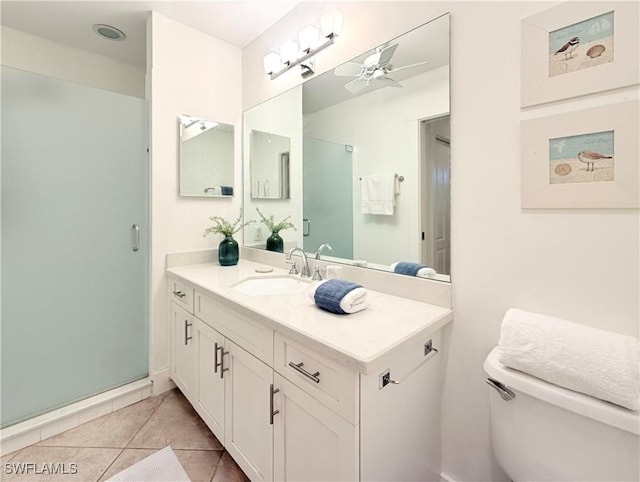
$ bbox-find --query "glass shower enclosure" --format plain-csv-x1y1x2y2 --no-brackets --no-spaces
1,67,149,427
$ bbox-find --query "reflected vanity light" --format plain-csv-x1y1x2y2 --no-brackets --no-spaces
263,8,343,80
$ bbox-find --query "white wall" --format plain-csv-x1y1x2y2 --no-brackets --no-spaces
148,12,242,387
243,2,639,481
305,67,449,265
1,26,144,98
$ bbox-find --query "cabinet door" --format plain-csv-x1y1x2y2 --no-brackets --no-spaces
224,341,274,482
170,302,197,401
196,319,226,443
273,374,358,482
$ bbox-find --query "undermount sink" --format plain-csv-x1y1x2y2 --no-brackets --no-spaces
231,275,311,296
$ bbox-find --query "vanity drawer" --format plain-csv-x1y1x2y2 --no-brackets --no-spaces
195,291,273,365
169,278,194,313
274,333,359,424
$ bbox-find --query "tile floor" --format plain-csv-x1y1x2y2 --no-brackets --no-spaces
1,389,249,482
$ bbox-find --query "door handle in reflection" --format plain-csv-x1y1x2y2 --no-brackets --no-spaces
132,224,140,252
303,218,311,237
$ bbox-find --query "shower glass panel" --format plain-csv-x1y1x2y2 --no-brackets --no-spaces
303,138,353,258
1,67,149,428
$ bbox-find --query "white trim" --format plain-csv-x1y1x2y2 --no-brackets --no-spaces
0,378,152,455
150,368,175,395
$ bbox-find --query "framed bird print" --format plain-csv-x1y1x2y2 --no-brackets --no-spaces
521,100,638,208
521,2,639,107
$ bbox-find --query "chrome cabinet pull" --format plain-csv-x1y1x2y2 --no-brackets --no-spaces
184,320,192,345
486,378,516,401
131,224,140,252
219,347,229,379
214,342,221,373
270,384,280,425
172,290,186,299
288,361,320,383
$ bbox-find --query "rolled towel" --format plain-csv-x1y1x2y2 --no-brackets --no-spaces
498,308,640,411
308,279,368,314
391,262,436,278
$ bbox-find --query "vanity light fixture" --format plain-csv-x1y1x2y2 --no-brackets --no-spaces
263,8,343,80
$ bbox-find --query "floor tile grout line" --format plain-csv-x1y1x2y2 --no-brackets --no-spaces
122,393,168,450
94,447,124,482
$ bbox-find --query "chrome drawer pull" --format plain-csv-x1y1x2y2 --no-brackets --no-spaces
173,290,186,299
184,320,192,345
270,384,280,425
288,361,320,383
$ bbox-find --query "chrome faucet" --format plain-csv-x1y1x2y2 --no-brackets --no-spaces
315,243,334,259
286,247,311,278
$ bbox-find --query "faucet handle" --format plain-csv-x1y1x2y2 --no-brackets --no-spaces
288,262,299,275
311,266,323,281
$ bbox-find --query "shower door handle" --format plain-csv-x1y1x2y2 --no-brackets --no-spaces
303,218,311,237
131,224,140,252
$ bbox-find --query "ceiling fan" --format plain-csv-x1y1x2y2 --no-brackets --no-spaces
334,43,428,94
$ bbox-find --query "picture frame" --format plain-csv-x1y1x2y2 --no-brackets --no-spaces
521,100,638,208
521,2,639,107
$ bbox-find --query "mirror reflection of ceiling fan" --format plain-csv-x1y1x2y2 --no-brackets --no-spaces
334,43,428,94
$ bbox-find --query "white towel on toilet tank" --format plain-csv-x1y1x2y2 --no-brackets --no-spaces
498,308,640,411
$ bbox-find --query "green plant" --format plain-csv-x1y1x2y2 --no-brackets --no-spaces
256,208,296,234
203,209,253,238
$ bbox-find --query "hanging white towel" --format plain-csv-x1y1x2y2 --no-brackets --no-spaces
361,173,396,215
498,308,640,411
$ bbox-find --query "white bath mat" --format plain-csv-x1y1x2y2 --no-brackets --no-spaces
107,446,190,482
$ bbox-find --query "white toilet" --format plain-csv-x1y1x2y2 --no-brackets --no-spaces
484,346,639,481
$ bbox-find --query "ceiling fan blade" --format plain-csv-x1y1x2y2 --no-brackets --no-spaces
334,62,363,77
377,77,402,88
388,61,429,74
344,78,369,94
377,43,398,66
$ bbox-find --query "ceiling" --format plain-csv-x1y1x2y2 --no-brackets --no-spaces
0,1,299,68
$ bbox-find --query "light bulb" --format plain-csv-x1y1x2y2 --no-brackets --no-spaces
279,40,299,65
321,8,343,38
298,25,320,53
263,52,281,75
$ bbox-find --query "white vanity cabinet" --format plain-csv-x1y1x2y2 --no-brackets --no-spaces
167,270,449,482
169,293,197,403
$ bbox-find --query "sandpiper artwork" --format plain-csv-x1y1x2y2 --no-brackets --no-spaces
549,11,614,78
549,130,614,184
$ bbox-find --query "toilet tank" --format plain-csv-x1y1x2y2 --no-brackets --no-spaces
484,347,639,482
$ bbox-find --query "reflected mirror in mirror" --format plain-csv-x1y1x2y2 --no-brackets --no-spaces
244,13,450,282
179,115,234,197
250,129,291,200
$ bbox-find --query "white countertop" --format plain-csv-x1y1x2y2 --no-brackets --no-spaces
167,259,453,373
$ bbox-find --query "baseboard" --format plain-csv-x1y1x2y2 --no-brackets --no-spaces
150,367,175,395
0,378,153,455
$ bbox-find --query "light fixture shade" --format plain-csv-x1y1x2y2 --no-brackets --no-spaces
298,25,320,52
263,52,281,74
321,8,343,38
279,40,299,65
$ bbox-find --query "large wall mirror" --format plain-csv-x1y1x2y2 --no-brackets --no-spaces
243,13,450,282
179,114,235,197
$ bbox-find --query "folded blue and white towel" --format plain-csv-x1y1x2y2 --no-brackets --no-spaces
391,262,436,278
308,279,369,314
